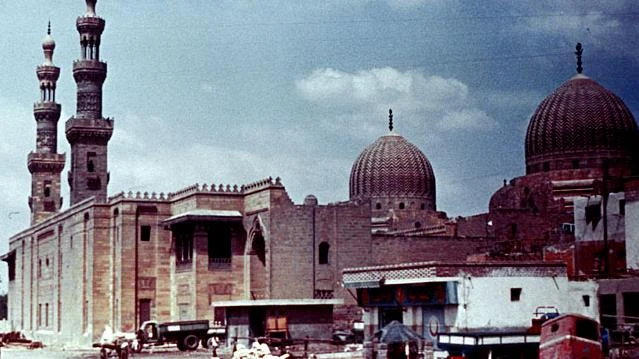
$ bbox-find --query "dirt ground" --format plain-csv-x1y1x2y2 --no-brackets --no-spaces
0,346,216,358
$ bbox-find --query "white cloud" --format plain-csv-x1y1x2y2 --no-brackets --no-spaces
439,108,498,130
296,66,494,133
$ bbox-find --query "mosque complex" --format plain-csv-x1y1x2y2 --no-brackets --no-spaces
2,0,639,350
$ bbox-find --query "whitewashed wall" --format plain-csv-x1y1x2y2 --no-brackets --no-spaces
450,273,598,331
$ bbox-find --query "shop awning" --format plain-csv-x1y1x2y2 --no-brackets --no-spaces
163,209,242,227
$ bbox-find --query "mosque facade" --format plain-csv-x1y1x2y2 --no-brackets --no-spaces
3,0,639,349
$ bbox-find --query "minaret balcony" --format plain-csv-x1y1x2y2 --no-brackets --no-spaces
33,102,61,112
73,60,107,81
27,152,65,173
76,16,105,34
36,65,60,81
65,117,114,143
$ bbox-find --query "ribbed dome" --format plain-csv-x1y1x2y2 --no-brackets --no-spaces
525,74,639,174
349,132,435,207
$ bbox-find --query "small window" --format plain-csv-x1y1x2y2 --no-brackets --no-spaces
583,295,590,307
543,162,550,171
319,242,330,265
141,225,151,242
619,199,626,216
44,181,52,198
87,152,96,172
572,159,580,169
375,202,382,210
415,222,422,229
399,202,405,210
420,203,425,210
38,259,42,278
46,257,49,267
510,288,522,301
510,223,518,239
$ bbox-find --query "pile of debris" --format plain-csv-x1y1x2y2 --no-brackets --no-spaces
230,341,290,359
0,331,43,349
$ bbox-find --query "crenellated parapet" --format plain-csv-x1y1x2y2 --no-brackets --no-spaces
108,191,169,202
242,176,284,194
165,177,285,200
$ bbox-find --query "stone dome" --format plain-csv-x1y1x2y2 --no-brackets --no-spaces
349,131,436,208
525,74,639,174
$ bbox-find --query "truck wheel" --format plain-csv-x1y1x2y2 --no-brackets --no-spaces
177,340,187,351
183,334,200,351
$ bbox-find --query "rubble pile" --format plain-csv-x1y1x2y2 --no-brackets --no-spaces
231,341,291,359
0,331,43,349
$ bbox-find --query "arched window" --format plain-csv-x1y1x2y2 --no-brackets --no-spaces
375,202,382,210
399,202,405,210
319,242,330,265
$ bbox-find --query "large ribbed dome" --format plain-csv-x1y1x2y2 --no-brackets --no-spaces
525,74,639,174
349,131,435,206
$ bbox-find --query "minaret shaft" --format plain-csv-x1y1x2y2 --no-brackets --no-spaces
66,0,113,205
29,23,65,225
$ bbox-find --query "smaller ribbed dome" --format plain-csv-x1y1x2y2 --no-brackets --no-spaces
349,131,435,208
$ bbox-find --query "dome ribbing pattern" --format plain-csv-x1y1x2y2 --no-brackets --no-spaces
349,132,435,207
525,74,639,173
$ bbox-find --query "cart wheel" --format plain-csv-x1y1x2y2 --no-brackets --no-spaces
100,348,108,359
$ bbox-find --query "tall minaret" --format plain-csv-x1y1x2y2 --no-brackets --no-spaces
66,0,113,205
28,23,66,225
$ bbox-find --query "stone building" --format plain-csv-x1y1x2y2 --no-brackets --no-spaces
4,0,474,346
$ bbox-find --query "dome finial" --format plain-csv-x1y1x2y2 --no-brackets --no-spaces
47,20,51,35
575,43,583,74
388,108,394,132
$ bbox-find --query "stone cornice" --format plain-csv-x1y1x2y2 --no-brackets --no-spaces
65,117,113,142
27,152,65,173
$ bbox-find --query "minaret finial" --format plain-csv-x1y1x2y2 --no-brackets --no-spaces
86,0,97,16
575,43,583,74
388,108,393,132
47,20,51,35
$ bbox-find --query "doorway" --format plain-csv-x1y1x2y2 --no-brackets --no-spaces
139,299,152,326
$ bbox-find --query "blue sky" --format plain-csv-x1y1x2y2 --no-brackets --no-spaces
1,1,638,265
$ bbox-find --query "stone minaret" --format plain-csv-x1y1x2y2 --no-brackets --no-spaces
66,0,113,205
28,23,66,225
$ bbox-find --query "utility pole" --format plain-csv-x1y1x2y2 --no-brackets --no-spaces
602,160,610,275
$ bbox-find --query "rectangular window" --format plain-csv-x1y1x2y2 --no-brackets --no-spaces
208,225,232,270
583,295,590,307
619,199,626,216
175,231,193,267
510,288,522,302
140,225,151,242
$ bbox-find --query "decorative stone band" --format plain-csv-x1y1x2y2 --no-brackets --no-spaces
27,152,65,173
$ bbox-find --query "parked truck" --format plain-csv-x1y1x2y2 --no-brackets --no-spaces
135,319,223,352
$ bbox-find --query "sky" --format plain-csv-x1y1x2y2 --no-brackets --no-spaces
0,1,638,276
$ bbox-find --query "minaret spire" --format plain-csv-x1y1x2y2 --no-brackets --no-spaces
66,0,113,205
575,43,583,74
28,24,66,224
388,108,394,132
